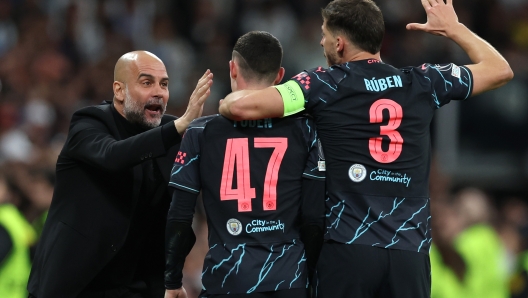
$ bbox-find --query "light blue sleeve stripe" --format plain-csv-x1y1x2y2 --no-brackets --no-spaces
303,173,325,180
461,66,472,99
168,182,200,193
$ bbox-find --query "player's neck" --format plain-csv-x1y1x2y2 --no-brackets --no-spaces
235,79,270,91
343,51,381,63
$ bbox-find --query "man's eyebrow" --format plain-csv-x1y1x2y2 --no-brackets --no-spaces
137,73,169,81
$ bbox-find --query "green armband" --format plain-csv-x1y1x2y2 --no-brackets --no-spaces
274,80,306,117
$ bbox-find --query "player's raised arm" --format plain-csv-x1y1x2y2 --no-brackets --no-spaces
219,86,285,120
406,0,513,96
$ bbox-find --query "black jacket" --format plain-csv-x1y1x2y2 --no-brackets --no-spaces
27,101,181,298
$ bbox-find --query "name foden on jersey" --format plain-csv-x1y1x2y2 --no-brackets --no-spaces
233,118,273,128
364,75,402,92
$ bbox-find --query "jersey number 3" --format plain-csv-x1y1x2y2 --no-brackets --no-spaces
220,138,288,212
369,99,403,163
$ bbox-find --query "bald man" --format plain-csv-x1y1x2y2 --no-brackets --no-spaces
27,51,213,298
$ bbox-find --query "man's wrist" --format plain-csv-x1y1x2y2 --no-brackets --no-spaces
174,117,191,135
445,23,468,41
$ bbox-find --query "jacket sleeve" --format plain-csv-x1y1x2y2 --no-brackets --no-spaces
165,189,198,289
63,107,181,172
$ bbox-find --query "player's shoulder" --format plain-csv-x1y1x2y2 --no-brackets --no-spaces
188,114,221,129
307,65,347,81
184,114,222,139
281,112,314,125
398,63,435,75
399,62,463,76
399,62,470,89
280,113,316,137
289,65,346,92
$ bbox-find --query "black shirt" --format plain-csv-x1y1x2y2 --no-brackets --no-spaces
287,60,473,254
169,114,324,294
85,104,169,290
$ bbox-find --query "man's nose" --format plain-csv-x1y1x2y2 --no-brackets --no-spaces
153,82,168,98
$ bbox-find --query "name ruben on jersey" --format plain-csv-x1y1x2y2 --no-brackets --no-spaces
364,75,402,92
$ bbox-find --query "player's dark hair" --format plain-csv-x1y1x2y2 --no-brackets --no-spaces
322,0,384,54
232,31,282,84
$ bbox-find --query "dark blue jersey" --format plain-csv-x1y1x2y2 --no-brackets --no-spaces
169,114,324,294
281,60,472,254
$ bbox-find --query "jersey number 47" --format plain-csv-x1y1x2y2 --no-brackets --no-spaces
220,137,287,213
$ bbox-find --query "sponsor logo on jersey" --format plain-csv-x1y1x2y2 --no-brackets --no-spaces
369,168,412,187
348,164,367,182
451,64,461,78
226,218,243,236
245,219,285,233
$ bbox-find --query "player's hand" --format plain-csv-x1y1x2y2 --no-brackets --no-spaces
164,287,188,298
175,69,213,134
406,0,460,37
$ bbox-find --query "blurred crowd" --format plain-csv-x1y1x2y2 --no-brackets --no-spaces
0,0,527,297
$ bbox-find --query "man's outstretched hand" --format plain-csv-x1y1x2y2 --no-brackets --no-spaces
175,69,214,134
406,0,461,37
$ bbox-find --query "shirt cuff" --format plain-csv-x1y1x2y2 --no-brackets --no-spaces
161,120,182,150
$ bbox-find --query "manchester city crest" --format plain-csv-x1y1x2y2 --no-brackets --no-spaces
226,218,242,236
348,164,367,182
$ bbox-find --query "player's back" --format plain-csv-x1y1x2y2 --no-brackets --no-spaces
290,59,472,253
195,114,321,294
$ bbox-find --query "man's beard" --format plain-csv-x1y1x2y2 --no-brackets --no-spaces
123,86,166,129
324,49,339,67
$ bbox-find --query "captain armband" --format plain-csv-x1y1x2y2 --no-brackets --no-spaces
274,80,306,117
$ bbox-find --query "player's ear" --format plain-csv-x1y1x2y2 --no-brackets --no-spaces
113,81,125,103
229,60,237,80
274,67,285,85
336,36,345,53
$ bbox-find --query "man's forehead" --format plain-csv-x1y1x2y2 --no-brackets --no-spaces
134,60,168,79
321,20,328,30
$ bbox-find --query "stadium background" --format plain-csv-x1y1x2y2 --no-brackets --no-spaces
0,0,527,297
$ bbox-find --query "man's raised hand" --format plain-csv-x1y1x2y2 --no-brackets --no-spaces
406,0,460,37
175,70,213,134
